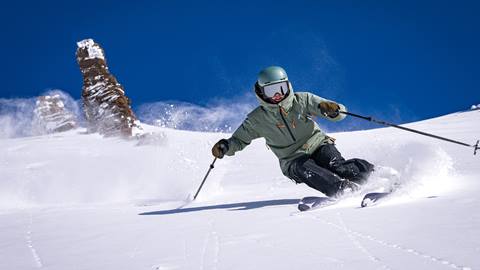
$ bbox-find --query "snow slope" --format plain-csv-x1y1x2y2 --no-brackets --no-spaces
0,110,479,270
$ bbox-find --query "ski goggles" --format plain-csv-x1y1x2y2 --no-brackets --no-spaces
261,81,290,98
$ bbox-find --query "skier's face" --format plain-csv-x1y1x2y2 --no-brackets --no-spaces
270,93,285,103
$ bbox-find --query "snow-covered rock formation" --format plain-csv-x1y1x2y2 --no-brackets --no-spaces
76,39,137,137
33,94,76,134
471,104,480,110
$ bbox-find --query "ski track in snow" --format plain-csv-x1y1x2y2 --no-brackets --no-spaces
336,213,392,270
303,211,473,270
22,164,44,268
25,212,43,268
199,221,220,270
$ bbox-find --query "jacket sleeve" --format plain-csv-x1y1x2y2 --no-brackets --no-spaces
304,92,348,122
225,117,261,156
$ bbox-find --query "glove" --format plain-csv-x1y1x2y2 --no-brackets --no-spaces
212,139,229,159
318,101,340,118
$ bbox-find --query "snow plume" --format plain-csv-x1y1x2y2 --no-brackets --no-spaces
0,90,80,138
0,97,36,138
136,94,257,132
366,142,457,199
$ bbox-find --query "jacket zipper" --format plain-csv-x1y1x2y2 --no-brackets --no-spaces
279,107,296,142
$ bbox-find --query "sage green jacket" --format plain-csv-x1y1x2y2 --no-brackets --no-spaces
225,88,347,177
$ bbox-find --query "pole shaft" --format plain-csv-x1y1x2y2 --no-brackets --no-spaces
193,158,217,200
341,111,475,149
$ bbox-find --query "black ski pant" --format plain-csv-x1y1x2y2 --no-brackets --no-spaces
287,144,374,197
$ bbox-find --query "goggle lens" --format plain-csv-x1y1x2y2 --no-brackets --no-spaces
262,81,289,98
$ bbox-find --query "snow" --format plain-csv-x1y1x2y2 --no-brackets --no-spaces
77,39,105,60
0,110,479,270
137,99,255,133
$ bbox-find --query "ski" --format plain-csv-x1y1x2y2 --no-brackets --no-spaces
359,166,403,208
360,192,392,207
297,196,337,212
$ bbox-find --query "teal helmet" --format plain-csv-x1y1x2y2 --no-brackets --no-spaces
257,66,288,87
255,66,291,103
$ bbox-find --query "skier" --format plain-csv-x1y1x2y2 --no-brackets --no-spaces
212,66,374,197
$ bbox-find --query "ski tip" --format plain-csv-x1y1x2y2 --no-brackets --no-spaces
297,196,337,212
361,192,392,208
298,204,311,212
361,198,374,208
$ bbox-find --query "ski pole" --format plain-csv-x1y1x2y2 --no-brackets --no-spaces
193,157,217,200
340,111,480,155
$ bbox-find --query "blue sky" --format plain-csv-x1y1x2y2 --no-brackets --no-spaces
1,0,479,127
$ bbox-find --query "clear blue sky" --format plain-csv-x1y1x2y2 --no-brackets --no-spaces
1,0,479,125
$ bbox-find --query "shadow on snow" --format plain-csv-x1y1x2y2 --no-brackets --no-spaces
139,199,300,216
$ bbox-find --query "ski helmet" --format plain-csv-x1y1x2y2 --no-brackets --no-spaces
255,66,291,103
257,66,288,87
